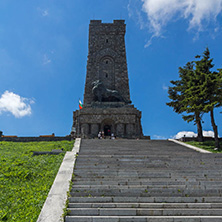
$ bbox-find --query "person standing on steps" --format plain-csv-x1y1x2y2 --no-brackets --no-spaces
111,133,115,139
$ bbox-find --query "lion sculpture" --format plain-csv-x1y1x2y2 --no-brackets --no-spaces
92,80,131,103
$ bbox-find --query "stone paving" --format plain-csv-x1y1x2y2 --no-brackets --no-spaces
65,139,222,221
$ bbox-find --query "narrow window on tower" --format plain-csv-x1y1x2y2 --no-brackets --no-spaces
106,39,108,43
106,60,109,64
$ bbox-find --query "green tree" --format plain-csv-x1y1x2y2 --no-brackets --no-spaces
167,61,205,142
167,48,222,147
195,48,222,149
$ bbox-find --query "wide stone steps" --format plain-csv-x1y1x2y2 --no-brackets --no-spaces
71,185,222,193
65,216,222,222
73,178,222,184
75,160,222,167
75,158,222,162
71,184,222,189
74,162,222,167
71,185,202,189
67,208,222,216
73,171,222,177
71,181,222,187
73,175,221,180
65,139,222,221
68,196,222,203
68,203,222,208
70,190,221,197
75,161,222,166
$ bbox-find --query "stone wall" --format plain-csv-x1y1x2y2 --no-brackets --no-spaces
178,136,221,142
0,136,71,142
72,105,143,139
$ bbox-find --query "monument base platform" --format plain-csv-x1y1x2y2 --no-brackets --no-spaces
72,104,143,139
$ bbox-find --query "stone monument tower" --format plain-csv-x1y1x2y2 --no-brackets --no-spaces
72,20,143,138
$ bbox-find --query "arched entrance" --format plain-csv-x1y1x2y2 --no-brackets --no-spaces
101,119,114,136
104,125,111,136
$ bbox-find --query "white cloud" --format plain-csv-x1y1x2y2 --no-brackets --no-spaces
43,54,51,65
42,10,49,17
142,0,222,33
173,130,215,139
174,131,197,139
153,135,167,139
129,0,222,46
128,0,147,29
203,130,215,137
0,91,34,118
37,7,49,17
162,84,168,91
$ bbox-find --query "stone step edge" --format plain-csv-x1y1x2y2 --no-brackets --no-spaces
68,197,222,203
67,207,222,212
168,139,211,154
65,215,222,219
68,203,222,208
66,208,222,217
37,138,81,222
67,207,222,210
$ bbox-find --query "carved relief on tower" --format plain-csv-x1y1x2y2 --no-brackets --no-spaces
95,48,118,63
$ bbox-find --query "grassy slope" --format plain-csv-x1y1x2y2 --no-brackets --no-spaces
186,141,222,153
0,141,74,222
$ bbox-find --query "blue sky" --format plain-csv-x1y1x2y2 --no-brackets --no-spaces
1,0,222,139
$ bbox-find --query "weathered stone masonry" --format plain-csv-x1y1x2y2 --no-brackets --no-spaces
72,20,143,138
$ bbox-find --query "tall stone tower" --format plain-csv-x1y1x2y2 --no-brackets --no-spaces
72,20,143,138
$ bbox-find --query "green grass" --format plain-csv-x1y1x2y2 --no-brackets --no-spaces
186,141,222,153
0,140,74,222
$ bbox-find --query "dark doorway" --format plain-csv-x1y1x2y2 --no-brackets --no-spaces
104,125,111,136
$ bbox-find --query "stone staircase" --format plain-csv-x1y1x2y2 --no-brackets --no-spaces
65,139,222,222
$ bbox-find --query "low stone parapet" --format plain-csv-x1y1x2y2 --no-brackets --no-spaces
0,136,71,142
1,135,18,138
178,136,222,142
